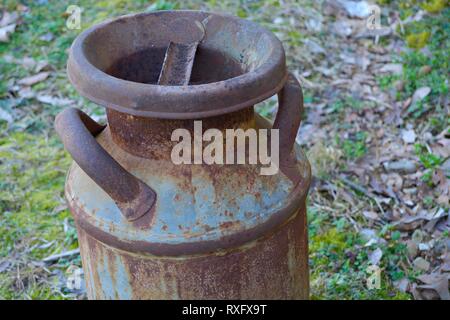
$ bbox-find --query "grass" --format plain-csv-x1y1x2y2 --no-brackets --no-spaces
376,5,449,118
308,209,411,300
338,131,368,161
0,132,75,299
0,0,448,299
414,143,446,186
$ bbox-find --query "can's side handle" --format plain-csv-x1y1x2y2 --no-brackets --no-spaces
273,73,303,185
55,107,156,222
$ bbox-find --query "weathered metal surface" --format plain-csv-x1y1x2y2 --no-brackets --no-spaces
157,42,199,85
58,10,312,300
66,10,287,119
157,18,205,86
64,114,311,256
274,73,304,185
106,107,255,160
55,108,156,221
76,204,308,299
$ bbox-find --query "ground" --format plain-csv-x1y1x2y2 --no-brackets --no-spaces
0,0,448,300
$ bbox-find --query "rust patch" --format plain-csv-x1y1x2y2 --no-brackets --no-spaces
75,208,308,299
62,10,311,300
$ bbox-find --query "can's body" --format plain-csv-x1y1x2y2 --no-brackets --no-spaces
58,10,311,299
75,206,308,299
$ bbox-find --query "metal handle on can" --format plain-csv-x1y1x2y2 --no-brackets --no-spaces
55,108,156,222
273,73,304,185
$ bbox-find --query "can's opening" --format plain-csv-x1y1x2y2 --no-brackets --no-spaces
106,47,245,85
68,11,287,118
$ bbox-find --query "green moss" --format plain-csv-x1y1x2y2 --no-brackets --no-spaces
308,207,413,300
420,0,448,13
406,31,431,49
0,132,75,299
310,228,347,253
398,7,449,110
1,0,441,300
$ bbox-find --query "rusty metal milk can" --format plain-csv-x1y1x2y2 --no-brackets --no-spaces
55,10,311,299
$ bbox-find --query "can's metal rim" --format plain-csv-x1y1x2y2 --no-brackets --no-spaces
67,10,287,119
68,174,310,257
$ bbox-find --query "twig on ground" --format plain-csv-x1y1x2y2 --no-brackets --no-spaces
42,249,80,263
338,175,386,216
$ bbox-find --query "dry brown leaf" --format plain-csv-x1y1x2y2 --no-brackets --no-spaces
393,215,425,231
383,159,417,173
0,24,16,42
393,278,410,293
18,72,49,86
379,63,403,75
410,86,431,107
368,247,383,265
334,0,372,19
362,210,379,220
22,57,36,69
36,95,74,106
0,108,13,123
413,257,430,272
417,273,450,300
35,60,50,72
0,11,19,27
401,129,416,144
17,86,35,99
0,260,11,273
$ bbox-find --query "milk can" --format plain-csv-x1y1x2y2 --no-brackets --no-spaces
55,10,311,299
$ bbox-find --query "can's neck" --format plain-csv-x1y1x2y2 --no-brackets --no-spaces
106,108,255,160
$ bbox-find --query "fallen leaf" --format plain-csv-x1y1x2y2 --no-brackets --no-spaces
0,108,13,123
305,18,323,32
393,215,425,231
39,32,54,42
332,19,353,37
17,86,35,99
393,278,409,293
412,229,426,243
417,273,450,300
424,207,449,232
380,63,403,75
411,283,423,300
0,260,11,273
369,248,383,265
357,55,371,71
0,24,16,42
304,39,326,54
363,210,379,220
441,158,450,176
22,57,36,70
413,257,430,272
383,159,417,173
402,97,412,110
335,0,372,19
410,86,431,107
406,240,418,259
360,228,379,243
402,129,416,144
36,95,74,106
18,72,49,86
35,60,50,72
0,11,19,27
38,240,55,250
419,65,432,76
442,255,450,272
418,242,432,251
